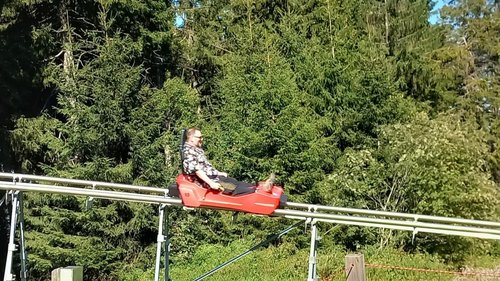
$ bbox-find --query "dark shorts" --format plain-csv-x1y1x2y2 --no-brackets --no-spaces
218,176,255,195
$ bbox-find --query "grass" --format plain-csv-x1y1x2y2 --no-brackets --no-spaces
119,240,500,281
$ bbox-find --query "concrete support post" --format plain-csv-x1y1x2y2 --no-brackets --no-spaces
51,266,83,281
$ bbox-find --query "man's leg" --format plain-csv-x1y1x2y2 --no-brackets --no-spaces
218,176,255,195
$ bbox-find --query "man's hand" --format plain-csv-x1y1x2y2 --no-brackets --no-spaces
218,172,228,177
209,181,224,191
195,170,225,191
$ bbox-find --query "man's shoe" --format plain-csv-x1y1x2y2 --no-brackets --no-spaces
261,173,275,192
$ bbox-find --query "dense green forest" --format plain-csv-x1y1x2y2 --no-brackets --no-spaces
1,0,499,280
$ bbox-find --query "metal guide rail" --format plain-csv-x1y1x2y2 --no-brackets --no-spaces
1,172,500,281
0,172,499,240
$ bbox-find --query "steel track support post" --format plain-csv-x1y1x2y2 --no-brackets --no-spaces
4,191,19,281
154,204,165,281
307,219,318,281
18,192,27,281
163,204,170,281
0,193,6,207
154,204,170,281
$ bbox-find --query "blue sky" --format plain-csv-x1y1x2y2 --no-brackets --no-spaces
429,0,447,24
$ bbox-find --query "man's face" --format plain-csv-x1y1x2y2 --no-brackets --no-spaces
190,130,203,147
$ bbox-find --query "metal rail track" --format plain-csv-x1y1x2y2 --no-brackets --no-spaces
1,172,500,281
0,172,499,240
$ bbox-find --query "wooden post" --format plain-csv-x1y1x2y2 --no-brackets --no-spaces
345,253,366,281
51,266,83,281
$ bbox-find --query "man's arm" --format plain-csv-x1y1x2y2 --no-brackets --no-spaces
195,170,224,191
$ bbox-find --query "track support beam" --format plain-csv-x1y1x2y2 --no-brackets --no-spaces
307,219,319,281
154,204,170,281
3,191,28,281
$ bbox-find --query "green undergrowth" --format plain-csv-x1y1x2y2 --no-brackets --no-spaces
119,240,500,281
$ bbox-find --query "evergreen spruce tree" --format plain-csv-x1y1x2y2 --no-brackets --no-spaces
3,0,499,278
7,1,195,279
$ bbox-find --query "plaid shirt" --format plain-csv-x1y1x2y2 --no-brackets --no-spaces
182,143,219,177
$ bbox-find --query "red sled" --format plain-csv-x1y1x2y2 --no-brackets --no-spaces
176,174,287,215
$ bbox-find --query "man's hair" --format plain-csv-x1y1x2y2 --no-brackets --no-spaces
186,127,200,138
